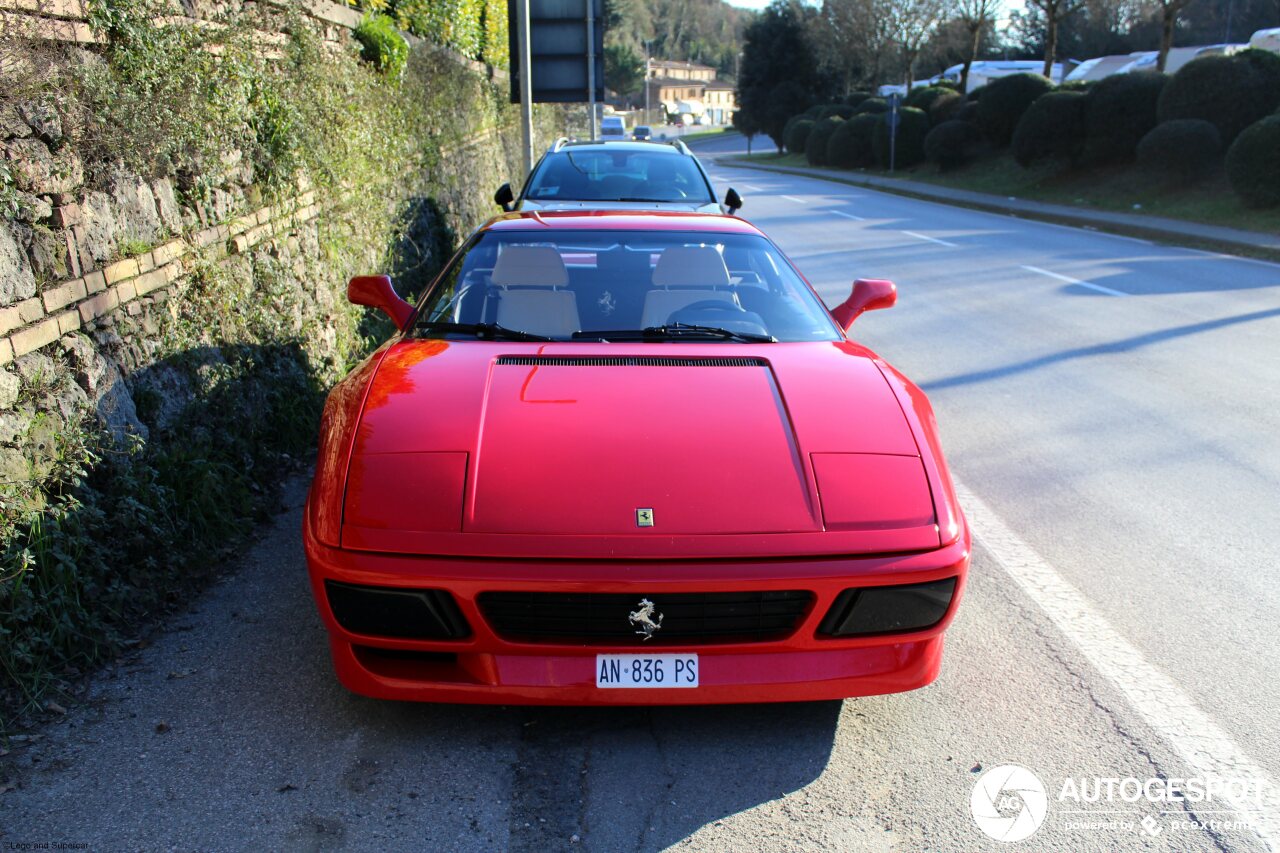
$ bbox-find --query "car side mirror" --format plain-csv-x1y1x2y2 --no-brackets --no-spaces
494,183,515,212
724,187,743,215
348,275,414,331
830,278,896,332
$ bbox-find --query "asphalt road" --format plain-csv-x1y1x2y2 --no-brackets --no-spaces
3,137,1278,852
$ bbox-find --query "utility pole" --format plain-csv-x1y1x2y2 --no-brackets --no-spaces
644,41,652,126
586,0,597,141
517,0,534,177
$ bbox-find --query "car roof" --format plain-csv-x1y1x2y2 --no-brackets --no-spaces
553,140,689,156
484,210,763,235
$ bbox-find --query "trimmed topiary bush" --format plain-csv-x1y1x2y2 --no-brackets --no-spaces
924,120,985,171
827,113,880,168
1137,120,1222,185
955,100,980,124
1158,49,1280,146
844,91,874,107
976,73,1054,146
805,116,845,166
1226,114,1280,207
904,85,954,115
814,103,855,120
785,118,816,155
1012,91,1086,167
929,91,964,124
1080,71,1167,165
853,97,888,115
873,106,929,169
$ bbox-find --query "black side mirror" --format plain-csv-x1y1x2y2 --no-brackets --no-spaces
494,183,515,212
724,187,743,215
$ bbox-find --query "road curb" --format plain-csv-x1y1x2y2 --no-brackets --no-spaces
716,158,1280,261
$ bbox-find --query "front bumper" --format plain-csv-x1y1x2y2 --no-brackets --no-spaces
303,514,970,705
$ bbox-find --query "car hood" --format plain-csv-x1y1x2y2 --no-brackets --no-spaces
339,340,946,558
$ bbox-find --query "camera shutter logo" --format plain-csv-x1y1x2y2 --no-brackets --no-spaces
970,764,1048,842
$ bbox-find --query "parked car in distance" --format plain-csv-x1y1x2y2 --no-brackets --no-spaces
306,210,970,705
632,125,652,141
493,139,743,215
601,115,626,139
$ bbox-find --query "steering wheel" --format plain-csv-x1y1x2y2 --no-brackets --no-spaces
670,299,745,321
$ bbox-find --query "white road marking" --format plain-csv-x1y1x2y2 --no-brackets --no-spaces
743,184,765,192
955,480,1280,852
832,211,865,221
902,230,959,248
1021,264,1129,297
782,195,806,204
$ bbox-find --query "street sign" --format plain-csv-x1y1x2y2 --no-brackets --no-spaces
508,0,605,104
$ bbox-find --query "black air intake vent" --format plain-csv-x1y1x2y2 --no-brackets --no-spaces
326,581,470,640
496,355,767,367
478,590,812,645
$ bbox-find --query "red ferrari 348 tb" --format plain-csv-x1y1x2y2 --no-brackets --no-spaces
303,210,969,705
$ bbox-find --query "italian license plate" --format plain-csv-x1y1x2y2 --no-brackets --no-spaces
595,654,699,688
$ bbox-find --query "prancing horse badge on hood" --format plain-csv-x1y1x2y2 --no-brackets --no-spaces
636,508,654,527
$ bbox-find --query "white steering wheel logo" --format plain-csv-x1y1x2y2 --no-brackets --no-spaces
970,764,1048,842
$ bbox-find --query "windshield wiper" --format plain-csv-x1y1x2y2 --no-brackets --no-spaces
416,321,553,342
573,323,775,343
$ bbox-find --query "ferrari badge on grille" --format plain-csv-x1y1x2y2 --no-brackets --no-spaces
636,508,654,527
629,598,664,640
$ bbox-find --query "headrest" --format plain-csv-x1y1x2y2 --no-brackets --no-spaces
491,246,569,287
652,246,730,288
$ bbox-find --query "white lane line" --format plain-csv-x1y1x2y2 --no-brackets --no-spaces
902,230,959,248
1021,264,1129,297
782,195,806,204
955,480,1280,851
743,185,765,192
832,210,865,221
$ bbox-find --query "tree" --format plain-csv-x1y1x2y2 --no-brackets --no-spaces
955,0,1002,92
736,1,833,149
1026,0,1088,78
889,0,946,89
1154,0,1196,72
604,44,644,98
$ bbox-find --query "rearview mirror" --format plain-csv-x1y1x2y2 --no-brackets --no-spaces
830,278,896,332
724,187,743,215
494,183,515,212
348,275,414,331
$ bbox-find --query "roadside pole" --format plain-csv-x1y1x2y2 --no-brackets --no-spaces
517,0,534,177
586,0,596,141
887,92,901,174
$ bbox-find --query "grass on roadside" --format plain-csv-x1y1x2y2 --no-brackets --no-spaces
678,126,734,144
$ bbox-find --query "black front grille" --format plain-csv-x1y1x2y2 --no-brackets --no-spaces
326,581,470,640
478,590,812,645
496,355,767,367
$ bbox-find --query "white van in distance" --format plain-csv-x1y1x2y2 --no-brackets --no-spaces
600,115,626,139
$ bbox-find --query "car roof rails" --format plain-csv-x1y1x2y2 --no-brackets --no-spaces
549,137,571,153
671,139,692,156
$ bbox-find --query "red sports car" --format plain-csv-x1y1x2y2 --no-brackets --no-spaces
303,210,969,705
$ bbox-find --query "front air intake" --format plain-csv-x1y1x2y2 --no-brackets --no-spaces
325,581,470,640
496,355,767,367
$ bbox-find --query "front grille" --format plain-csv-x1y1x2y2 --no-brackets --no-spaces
478,590,812,645
326,581,470,640
495,355,767,367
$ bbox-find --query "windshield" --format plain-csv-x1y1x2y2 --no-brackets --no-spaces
524,151,715,204
411,230,842,343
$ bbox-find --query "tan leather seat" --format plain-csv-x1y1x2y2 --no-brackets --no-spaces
491,246,581,337
642,246,735,327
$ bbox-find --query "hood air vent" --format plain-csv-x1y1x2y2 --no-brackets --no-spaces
496,355,768,367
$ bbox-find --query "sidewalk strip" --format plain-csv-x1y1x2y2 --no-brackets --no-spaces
903,230,958,248
1021,264,1128,297
955,479,1280,852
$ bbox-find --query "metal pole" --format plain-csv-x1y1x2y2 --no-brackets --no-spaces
517,0,534,177
645,48,651,127
586,0,596,141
